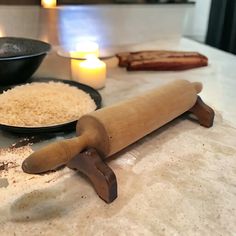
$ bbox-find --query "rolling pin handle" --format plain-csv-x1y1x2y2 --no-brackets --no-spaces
188,96,215,128
67,148,117,203
22,136,88,174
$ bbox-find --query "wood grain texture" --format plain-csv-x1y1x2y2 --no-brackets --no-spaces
189,96,215,128
67,148,117,203
80,79,201,157
66,95,214,204
22,80,202,173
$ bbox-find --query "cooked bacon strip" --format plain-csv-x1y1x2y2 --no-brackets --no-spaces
116,50,208,71
127,56,208,71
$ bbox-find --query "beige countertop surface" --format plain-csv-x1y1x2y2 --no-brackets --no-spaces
0,6,236,236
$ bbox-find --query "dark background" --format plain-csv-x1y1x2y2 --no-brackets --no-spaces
206,0,236,55
0,0,191,5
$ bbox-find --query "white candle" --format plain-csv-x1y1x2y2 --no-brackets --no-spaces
71,59,82,82
41,0,57,8
74,56,106,89
70,42,100,83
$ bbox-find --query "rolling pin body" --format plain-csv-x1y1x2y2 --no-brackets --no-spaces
78,79,201,157
22,80,202,173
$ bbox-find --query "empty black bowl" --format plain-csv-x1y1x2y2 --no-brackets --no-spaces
0,37,51,86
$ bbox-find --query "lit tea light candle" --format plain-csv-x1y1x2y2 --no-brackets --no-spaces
41,0,57,8
74,55,106,89
70,42,100,85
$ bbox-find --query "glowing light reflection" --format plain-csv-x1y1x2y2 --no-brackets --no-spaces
58,8,101,52
41,0,57,9
0,27,4,37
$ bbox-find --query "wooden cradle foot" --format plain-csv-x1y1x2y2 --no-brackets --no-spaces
188,96,215,128
67,148,117,203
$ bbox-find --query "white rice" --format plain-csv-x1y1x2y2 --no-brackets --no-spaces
0,81,97,127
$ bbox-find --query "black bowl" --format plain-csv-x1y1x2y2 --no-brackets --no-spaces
0,37,51,85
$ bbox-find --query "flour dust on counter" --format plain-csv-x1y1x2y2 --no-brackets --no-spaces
0,145,73,212
0,112,236,236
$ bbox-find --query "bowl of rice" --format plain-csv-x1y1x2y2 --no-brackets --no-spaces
0,78,101,133
0,37,51,86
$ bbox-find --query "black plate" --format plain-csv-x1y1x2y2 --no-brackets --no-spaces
0,78,102,134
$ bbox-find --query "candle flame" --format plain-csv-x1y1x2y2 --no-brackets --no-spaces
76,42,98,52
81,55,105,69
41,0,57,8
70,42,99,59
85,54,98,60
0,27,5,37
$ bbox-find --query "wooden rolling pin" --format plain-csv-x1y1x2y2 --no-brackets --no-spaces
22,79,202,174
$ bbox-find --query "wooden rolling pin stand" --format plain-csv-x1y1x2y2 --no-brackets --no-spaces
66,95,214,203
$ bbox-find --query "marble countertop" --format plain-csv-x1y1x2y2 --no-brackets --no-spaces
0,6,236,236
0,37,235,236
